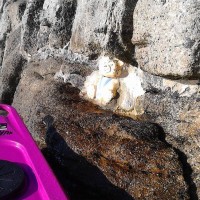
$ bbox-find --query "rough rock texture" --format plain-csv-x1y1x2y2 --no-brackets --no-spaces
21,0,45,56
0,0,199,199
141,72,200,198
69,0,136,63
21,0,76,55
41,0,76,49
12,61,188,200
141,77,200,198
0,51,27,104
0,0,27,104
0,1,11,67
0,0,77,64
95,65,199,198
132,0,200,79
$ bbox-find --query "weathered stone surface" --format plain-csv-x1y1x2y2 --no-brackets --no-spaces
0,0,6,13
132,0,200,79
40,0,76,49
0,1,11,67
69,0,136,63
21,0,44,57
0,0,26,103
0,48,27,104
20,0,77,59
0,0,27,67
99,65,199,198
0,0,27,103
141,84,200,198
54,66,89,90
0,1,26,103
12,60,189,200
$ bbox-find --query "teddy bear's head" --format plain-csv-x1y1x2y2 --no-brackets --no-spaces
98,56,124,78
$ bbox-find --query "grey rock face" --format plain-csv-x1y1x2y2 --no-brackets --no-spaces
132,0,200,79
69,0,136,63
21,0,77,56
0,0,27,66
0,1,11,67
0,0,27,104
38,0,77,49
21,0,45,55
0,0,6,13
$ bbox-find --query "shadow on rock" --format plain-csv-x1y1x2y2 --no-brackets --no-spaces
42,115,134,200
156,125,198,200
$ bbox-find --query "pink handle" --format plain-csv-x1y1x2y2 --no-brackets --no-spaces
0,104,11,117
0,104,12,110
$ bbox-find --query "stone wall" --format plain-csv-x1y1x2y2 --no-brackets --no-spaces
0,0,199,199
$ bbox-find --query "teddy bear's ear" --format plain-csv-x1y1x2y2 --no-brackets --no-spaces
117,60,124,67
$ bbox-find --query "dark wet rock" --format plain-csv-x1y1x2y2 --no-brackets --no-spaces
141,87,200,198
105,66,200,198
12,62,188,200
42,141,134,200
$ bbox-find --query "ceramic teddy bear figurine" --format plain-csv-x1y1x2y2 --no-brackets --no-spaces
82,56,124,105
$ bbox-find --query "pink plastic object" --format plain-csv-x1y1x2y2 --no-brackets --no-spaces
0,104,68,200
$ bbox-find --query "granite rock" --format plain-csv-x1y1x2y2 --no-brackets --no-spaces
0,1,11,67
38,0,77,49
69,0,136,63
21,0,45,57
132,0,200,79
